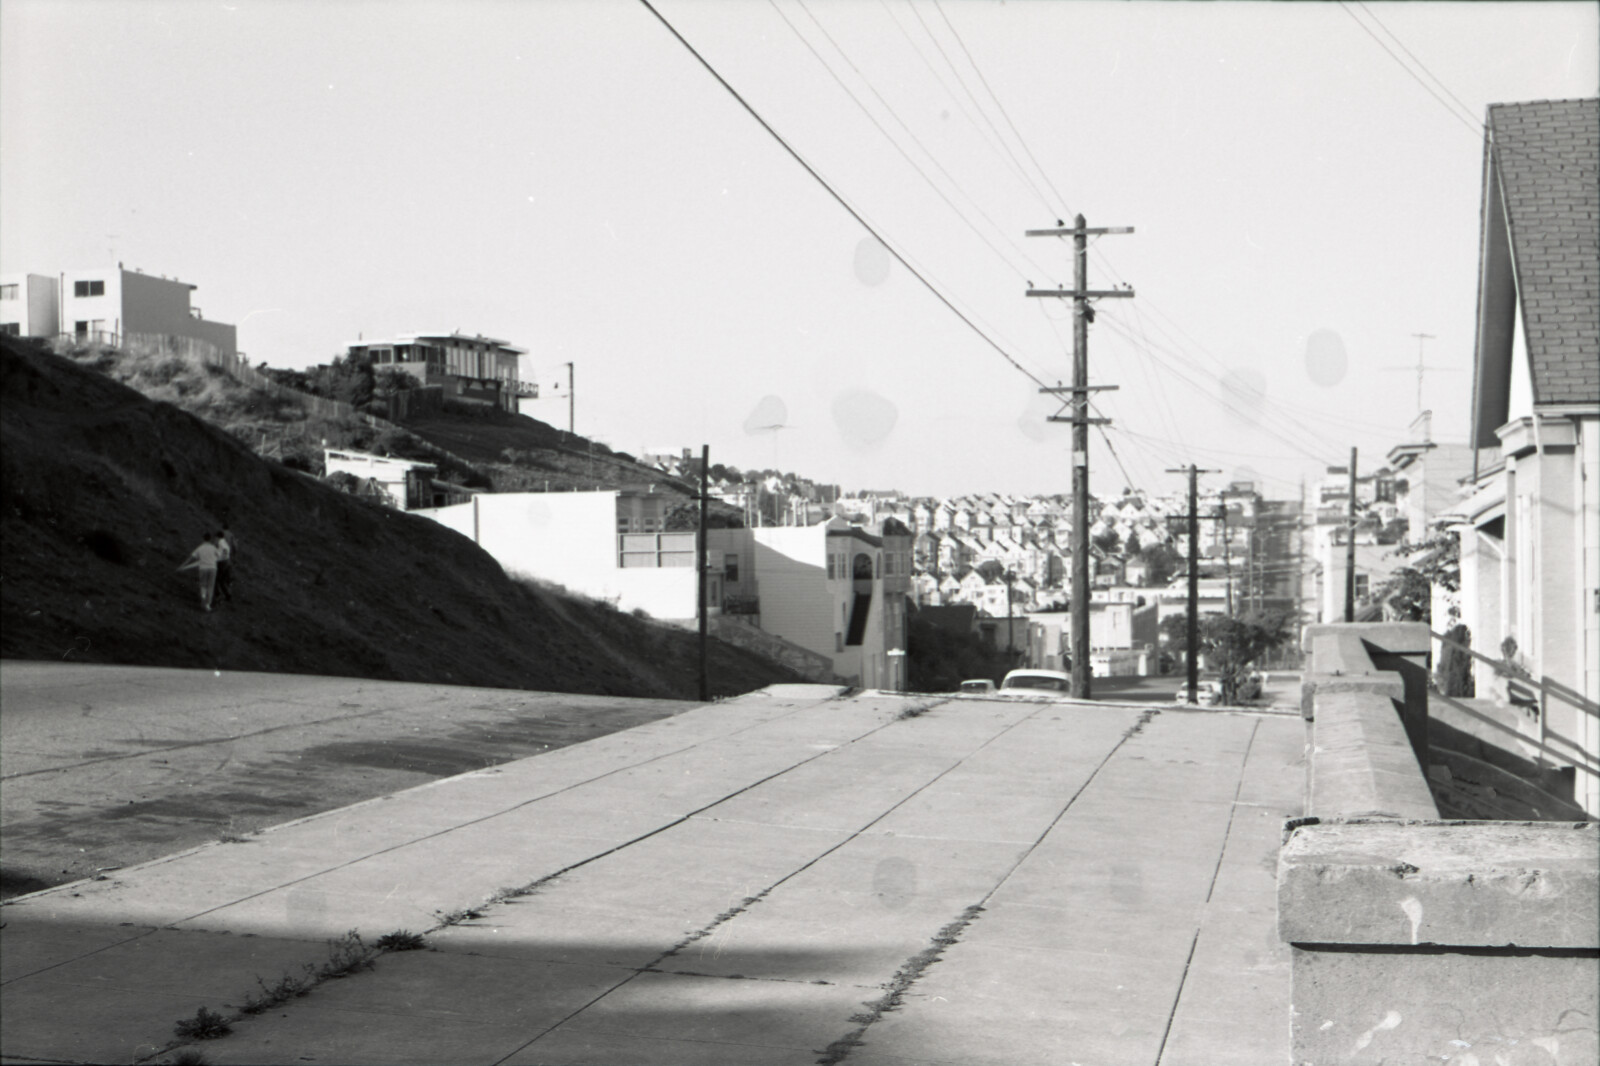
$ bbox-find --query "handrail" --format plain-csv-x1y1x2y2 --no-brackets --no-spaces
1431,627,1600,720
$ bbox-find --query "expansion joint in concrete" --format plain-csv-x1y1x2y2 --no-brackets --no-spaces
1289,942,1600,958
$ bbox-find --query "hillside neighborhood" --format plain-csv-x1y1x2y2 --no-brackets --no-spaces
1,2,1595,1061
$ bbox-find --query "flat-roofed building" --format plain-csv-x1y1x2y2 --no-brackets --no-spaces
347,332,533,413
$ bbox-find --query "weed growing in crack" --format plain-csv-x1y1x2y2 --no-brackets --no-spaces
374,929,427,952
815,904,986,1065
318,930,376,979
173,1006,231,1041
433,906,486,926
239,969,314,1015
217,833,252,844
1123,709,1159,738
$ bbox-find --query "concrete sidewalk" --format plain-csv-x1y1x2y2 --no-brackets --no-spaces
1,684,1304,1065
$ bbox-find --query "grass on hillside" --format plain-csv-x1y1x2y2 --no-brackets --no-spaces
2,336,802,698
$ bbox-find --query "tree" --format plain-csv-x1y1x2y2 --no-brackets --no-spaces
1375,530,1460,624
1092,528,1121,554
1202,608,1294,704
1123,529,1143,556
905,610,1013,693
1138,542,1182,586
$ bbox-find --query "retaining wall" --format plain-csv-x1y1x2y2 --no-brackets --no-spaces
1281,622,1599,1064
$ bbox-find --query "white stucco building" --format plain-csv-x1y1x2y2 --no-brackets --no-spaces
1,267,236,357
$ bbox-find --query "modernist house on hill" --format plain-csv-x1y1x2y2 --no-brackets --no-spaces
0,266,236,359
347,332,534,414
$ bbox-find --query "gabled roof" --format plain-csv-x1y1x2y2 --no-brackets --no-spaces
1483,99,1599,407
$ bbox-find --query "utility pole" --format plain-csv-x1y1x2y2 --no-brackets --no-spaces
1028,215,1134,699
565,362,575,436
1168,465,1220,704
697,444,710,702
1344,447,1358,623
1219,505,1234,618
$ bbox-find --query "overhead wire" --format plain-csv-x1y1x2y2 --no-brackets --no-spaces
875,0,1054,215
904,0,1060,217
1336,0,1589,180
635,0,1056,394
933,0,1074,220
772,0,1064,294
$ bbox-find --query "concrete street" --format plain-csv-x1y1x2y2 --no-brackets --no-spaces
1,677,1305,1066
0,662,693,896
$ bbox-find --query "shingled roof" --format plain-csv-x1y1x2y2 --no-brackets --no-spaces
1486,99,1599,405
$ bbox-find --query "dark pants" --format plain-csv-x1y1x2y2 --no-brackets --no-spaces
216,560,234,602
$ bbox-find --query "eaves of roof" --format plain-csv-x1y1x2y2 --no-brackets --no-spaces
1487,98,1599,406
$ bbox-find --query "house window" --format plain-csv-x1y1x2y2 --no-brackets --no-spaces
1354,574,1370,600
0,284,17,300
73,280,105,297
836,632,844,652
74,320,89,337
0,323,18,336
724,554,739,583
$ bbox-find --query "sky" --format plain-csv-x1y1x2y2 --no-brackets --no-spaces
2,1,1595,500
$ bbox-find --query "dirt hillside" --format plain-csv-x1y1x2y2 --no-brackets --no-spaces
0,337,799,697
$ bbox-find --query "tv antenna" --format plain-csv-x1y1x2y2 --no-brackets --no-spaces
1381,332,1458,413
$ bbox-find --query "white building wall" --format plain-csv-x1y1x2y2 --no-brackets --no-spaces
0,274,59,336
1578,417,1600,815
751,527,835,668
415,491,700,619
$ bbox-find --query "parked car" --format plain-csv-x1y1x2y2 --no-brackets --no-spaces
998,669,1073,697
957,679,997,695
1175,680,1222,706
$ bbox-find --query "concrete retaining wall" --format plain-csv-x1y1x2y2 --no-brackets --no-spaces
709,615,842,685
1282,623,1599,1064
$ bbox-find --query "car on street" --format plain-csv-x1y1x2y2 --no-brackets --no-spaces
1175,680,1222,706
997,669,1074,697
957,679,997,695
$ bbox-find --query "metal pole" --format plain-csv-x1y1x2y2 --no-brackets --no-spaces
1344,447,1358,623
1222,506,1233,617
697,444,709,702
1071,214,1092,700
566,362,574,435
1186,467,1200,703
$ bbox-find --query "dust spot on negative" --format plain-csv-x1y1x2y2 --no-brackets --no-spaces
1305,329,1348,386
831,390,898,452
872,856,918,909
742,395,788,435
853,236,891,286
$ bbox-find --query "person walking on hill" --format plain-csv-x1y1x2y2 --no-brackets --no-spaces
215,527,236,604
177,532,222,612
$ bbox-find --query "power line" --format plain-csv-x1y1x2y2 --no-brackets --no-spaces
875,0,1050,211
634,0,1054,392
771,0,1063,292
933,0,1074,220
1351,1,1479,125
906,0,1058,215
1336,0,1589,181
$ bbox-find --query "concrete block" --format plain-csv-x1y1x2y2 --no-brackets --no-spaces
1308,690,1437,820
1288,947,1599,1066
1279,821,1600,948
